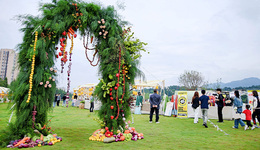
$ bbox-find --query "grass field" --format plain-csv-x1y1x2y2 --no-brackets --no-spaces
0,103,260,150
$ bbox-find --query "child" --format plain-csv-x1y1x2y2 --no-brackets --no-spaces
242,105,254,130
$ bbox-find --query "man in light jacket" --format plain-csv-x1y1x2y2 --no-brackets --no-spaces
149,89,161,123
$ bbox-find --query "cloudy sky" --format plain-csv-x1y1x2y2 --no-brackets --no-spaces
1,0,260,90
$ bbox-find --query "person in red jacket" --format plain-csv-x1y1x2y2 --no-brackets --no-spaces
243,105,254,130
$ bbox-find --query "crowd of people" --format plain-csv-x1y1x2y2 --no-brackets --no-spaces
53,94,69,107
53,88,260,129
191,89,260,129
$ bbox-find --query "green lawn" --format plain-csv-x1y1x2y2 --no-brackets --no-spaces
0,103,260,150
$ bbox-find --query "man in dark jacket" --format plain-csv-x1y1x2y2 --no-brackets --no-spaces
149,89,161,123
216,88,224,123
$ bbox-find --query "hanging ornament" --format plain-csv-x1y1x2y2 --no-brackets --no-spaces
32,105,37,129
83,32,100,66
110,97,113,100
110,106,114,109
65,35,74,108
111,116,114,120
26,31,38,103
62,31,66,36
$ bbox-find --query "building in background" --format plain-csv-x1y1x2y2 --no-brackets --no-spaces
0,49,19,84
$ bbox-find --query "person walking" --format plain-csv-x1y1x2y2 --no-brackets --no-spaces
56,94,61,106
199,90,210,128
192,91,200,124
216,88,224,123
90,94,94,112
62,94,66,107
243,105,253,130
252,90,260,129
135,92,143,114
71,94,78,107
149,89,161,123
54,94,58,108
232,90,246,129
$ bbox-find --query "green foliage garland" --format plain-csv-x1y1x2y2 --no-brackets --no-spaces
0,0,147,145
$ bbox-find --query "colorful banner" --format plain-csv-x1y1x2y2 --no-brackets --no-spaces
177,91,188,118
247,90,260,107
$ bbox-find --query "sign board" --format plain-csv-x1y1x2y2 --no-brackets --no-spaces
177,91,188,118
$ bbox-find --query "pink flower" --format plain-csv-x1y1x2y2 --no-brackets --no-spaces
100,26,103,29
48,84,52,88
49,77,52,80
44,84,47,88
54,70,57,73
102,21,105,24
128,121,131,124
98,21,101,24
101,19,104,22
99,32,102,35
103,26,106,28
50,67,53,71
52,79,55,81
39,82,43,85
46,81,49,84
103,36,106,39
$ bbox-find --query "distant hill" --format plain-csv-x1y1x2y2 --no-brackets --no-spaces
209,77,260,89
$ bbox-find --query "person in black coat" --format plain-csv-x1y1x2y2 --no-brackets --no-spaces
192,91,200,124
149,89,161,123
216,88,224,123
62,94,67,107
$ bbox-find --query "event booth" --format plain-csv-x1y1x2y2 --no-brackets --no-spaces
133,80,166,115
73,83,97,107
0,87,10,103
164,90,259,120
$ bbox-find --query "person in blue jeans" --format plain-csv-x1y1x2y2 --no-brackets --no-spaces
233,90,246,129
199,90,210,128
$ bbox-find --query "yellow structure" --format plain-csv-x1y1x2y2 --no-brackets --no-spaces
73,83,97,99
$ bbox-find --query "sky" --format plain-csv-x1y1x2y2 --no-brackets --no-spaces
0,0,260,90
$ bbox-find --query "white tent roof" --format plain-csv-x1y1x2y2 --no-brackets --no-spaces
77,83,97,88
0,87,10,93
135,80,165,88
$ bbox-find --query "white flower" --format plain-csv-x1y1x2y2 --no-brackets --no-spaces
50,68,53,71
98,21,101,24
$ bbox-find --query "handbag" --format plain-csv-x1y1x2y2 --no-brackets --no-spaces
234,113,242,119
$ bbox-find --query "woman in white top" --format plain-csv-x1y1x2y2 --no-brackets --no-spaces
252,91,260,129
